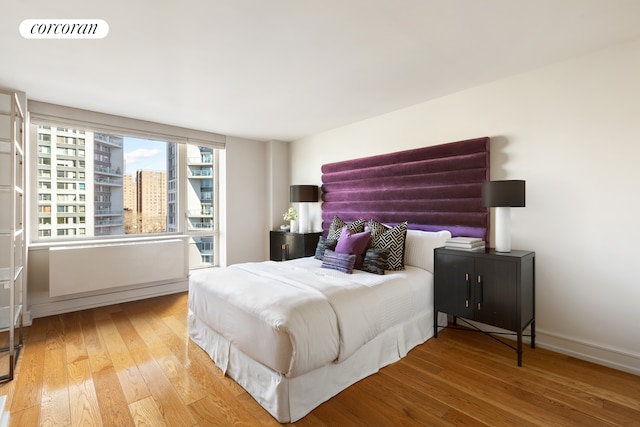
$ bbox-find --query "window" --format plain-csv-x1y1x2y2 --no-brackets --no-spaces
33,124,173,239
57,228,76,236
29,101,224,268
182,143,219,268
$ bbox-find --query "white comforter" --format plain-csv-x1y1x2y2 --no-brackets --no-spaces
188,257,432,378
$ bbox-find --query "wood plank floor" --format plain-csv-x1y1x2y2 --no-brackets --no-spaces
0,291,638,426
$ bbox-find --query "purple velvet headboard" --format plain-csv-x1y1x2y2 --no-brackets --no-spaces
320,137,490,241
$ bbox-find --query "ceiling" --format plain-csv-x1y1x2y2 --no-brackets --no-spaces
3,0,640,142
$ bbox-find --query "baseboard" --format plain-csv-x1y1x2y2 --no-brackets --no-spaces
26,279,189,323
445,317,640,376
536,329,640,376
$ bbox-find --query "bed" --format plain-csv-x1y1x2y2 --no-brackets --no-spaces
188,137,490,422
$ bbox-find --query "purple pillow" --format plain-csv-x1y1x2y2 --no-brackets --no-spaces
335,226,371,269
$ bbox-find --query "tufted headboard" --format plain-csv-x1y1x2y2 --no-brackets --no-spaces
320,137,490,241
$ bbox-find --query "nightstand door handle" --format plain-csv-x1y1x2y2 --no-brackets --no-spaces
465,273,470,308
477,275,483,310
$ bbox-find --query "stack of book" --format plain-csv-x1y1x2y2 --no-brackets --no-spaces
444,237,486,252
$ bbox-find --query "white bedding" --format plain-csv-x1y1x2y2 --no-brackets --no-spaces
188,256,433,378
188,229,452,422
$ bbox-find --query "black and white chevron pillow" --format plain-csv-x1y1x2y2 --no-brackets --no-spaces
368,220,408,270
327,216,365,241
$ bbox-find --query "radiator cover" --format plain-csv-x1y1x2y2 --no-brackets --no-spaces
49,238,186,297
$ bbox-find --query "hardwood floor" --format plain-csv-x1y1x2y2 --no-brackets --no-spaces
0,291,638,426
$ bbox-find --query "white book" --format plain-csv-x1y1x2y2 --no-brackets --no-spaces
445,245,486,252
445,240,485,249
446,240,485,247
446,237,484,244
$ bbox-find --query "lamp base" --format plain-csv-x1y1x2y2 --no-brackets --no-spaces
298,203,309,233
494,206,511,252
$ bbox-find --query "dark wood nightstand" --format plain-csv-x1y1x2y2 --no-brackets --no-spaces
269,231,321,261
433,247,535,366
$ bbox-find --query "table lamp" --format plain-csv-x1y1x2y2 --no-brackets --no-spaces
482,180,526,252
290,185,319,233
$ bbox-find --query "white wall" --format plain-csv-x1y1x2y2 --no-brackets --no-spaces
266,140,291,232
223,136,268,265
291,39,640,374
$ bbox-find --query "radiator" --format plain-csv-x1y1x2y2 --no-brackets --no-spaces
49,238,186,297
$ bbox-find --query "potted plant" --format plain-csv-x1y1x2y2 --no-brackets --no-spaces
283,207,298,232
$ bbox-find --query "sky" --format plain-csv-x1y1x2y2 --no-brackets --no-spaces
123,137,166,174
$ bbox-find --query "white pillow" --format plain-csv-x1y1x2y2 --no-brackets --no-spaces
404,229,452,272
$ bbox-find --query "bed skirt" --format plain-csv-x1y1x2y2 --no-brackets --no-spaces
188,308,447,423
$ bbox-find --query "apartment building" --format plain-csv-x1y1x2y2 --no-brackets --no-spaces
186,144,215,267
35,127,128,238
135,170,166,234
35,126,92,238
94,133,124,236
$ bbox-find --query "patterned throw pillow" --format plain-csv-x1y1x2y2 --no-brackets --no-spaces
361,247,389,275
314,236,337,260
368,220,408,270
327,216,365,241
321,249,356,274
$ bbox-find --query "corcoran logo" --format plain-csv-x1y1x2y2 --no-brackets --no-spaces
20,19,109,39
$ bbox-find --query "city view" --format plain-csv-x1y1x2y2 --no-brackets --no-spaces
35,126,216,266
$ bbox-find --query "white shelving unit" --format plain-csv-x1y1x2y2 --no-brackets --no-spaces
0,89,24,382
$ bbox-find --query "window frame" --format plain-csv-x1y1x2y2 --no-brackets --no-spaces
181,142,221,269
28,102,225,263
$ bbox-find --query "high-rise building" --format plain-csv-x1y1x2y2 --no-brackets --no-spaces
170,144,216,267
35,126,92,238
123,173,137,233
185,145,214,231
93,133,124,236
167,143,178,232
35,127,129,238
136,170,167,233
123,174,136,212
